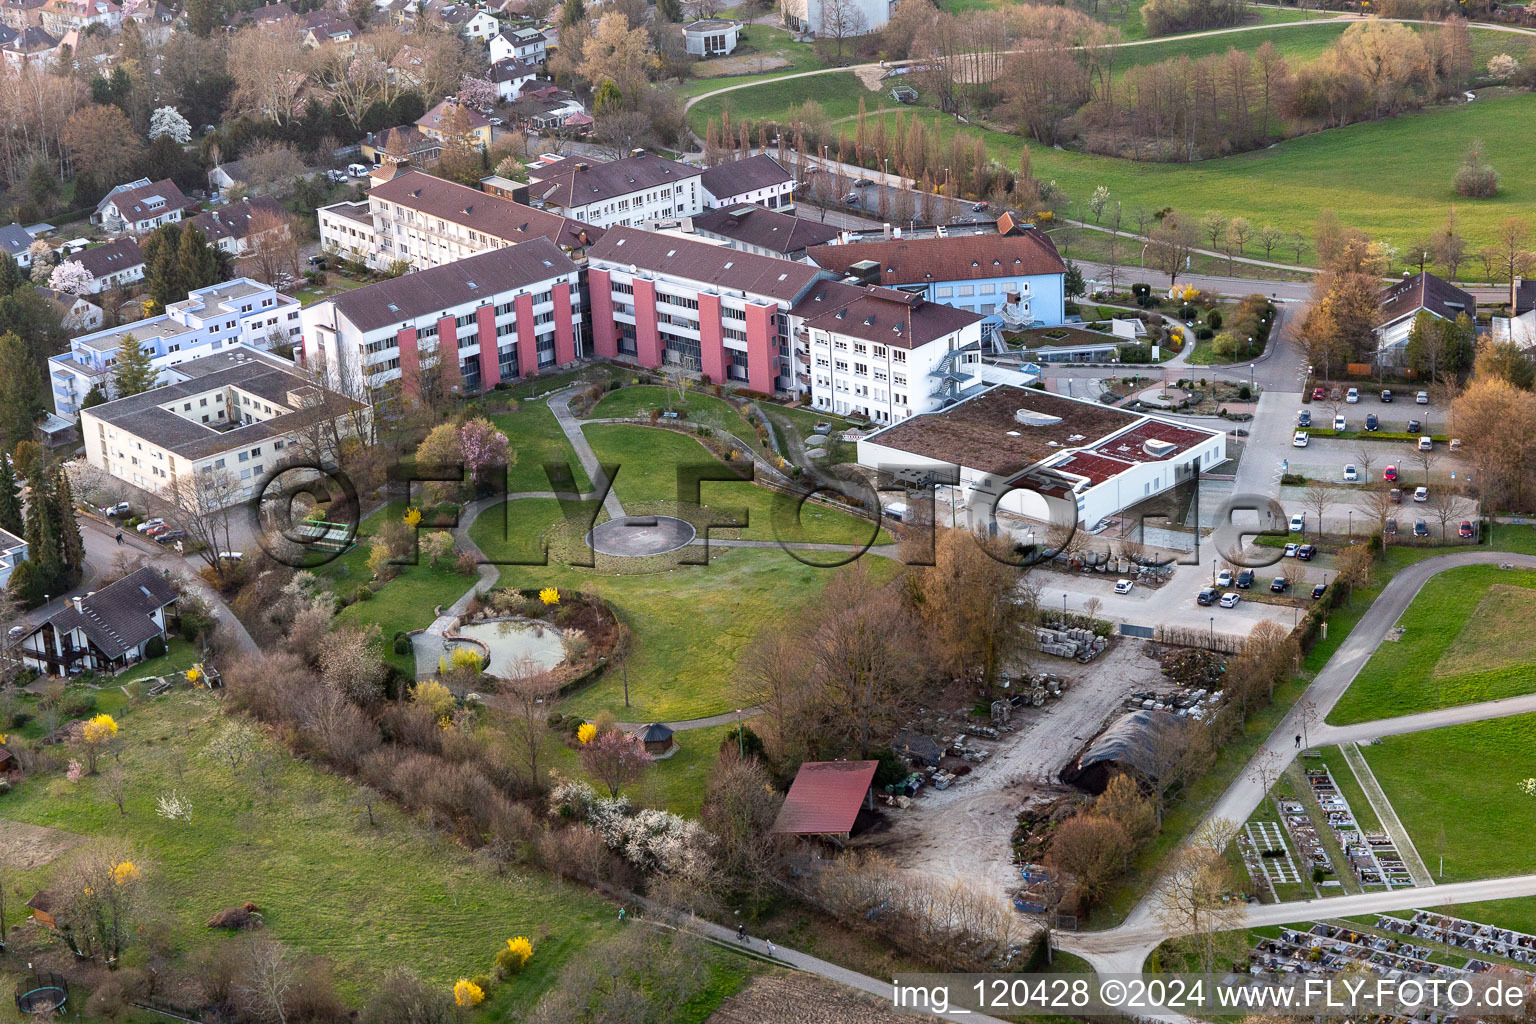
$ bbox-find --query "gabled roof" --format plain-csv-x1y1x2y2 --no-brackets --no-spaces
489,56,538,83
98,178,195,222
691,203,837,255
187,197,286,244
793,280,984,350
73,237,143,278
417,99,491,133
588,225,824,303
6,25,57,51
0,222,30,258
33,566,178,660
700,154,793,200
1378,272,1475,328
807,231,1067,285
330,236,577,332
527,153,702,209
771,760,878,835
368,170,602,251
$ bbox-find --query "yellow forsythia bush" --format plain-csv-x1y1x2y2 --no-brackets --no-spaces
494,936,534,975
453,979,484,1007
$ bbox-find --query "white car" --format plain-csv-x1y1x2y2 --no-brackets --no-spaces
137,518,164,532
1283,542,1299,557
1343,464,1358,481
1220,592,1241,608
1417,391,1430,404
1333,415,1347,431
1418,436,1434,451
1414,486,1429,502
1114,579,1134,595
1216,569,1233,587
1289,513,1305,532
1346,387,1360,404
1293,431,1309,447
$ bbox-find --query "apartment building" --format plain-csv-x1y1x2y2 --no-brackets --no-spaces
317,169,601,272
49,278,300,417
300,237,582,397
585,226,826,394
792,279,986,424
80,350,370,505
699,154,796,211
526,153,704,229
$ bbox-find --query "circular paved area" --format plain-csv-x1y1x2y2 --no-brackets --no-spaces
586,515,696,557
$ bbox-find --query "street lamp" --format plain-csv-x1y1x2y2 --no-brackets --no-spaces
1209,616,1214,647
736,709,744,757
1348,510,1353,538
1062,593,1068,619
1248,362,1255,395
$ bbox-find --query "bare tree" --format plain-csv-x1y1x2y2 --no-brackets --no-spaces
245,209,302,285
501,655,558,794
237,937,297,1024
1301,482,1334,538
1246,748,1284,818
154,467,242,578
1427,487,1461,542
1415,447,1439,488
1294,697,1319,749
1361,481,1396,553
1151,818,1244,973
818,0,868,59
1352,445,1376,484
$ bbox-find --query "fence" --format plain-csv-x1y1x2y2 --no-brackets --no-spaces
1155,623,1246,654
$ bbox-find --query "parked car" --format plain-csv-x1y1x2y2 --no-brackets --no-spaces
1450,438,1463,452
842,193,859,205
347,163,369,177
1417,391,1430,404
1216,569,1233,587
488,116,504,126
1385,517,1398,535
853,177,874,187
1289,513,1305,532
325,169,348,183
146,523,172,537
1298,544,1316,561
1312,582,1327,599
1407,419,1421,434
1283,543,1299,557
6,624,25,639
1383,465,1398,482
1460,520,1475,538
1113,579,1133,594
1333,415,1347,430
1311,387,1327,401
1414,486,1429,502
136,518,164,532
1293,431,1309,448
1297,409,1311,428
1220,592,1241,608
1418,436,1434,451
1390,487,1403,504
971,201,989,212
307,255,328,268
1365,414,1379,431
1414,519,1429,537
1236,569,1254,589
1343,464,1359,481
217,551,243,562
1197,588,1217,606
1270,576,1288,593
102,502,131,517
1346,387,1360,404
1381,389,1393,403
155,529,187,544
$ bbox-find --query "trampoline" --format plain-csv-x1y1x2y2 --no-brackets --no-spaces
15,971,67,1014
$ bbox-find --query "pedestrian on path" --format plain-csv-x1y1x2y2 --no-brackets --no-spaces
737,923,748,943
618,907,626,922
766,940,776,958
115,531,123,544
1295,733,1301,748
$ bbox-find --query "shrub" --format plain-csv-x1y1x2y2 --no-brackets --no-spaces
392,632,412,656
144,636,166,659
1238,384,1252,400
494,936,534,976
1207,309,1223,330
354,584,373,602
1455,141,1499,198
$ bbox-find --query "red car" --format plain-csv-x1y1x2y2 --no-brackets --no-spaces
1383,465,1398,482
1311,387,1326,401
1460,520,1474,538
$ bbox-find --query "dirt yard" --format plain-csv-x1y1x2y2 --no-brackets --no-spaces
710,971,913,1024
873,639,1165,900
0,820,82,869
693,54,791,77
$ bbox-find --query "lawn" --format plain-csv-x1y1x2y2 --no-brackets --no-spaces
485,399,594,494
688,70,878,132
1327,565,1536,725
1361,712,1536,884
547,723,735,819
677,25,828,99
1043,226,1312,285
590,385,759,442
0,691,614,1004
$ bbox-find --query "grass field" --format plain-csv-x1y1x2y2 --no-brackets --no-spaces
1327,565,1536,725
0,692,613,1004
590,385,759,442
547,722,735,818
1361,712,1536,884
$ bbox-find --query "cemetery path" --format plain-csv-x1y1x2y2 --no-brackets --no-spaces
1316,690,1536,746
1057,550,1536,970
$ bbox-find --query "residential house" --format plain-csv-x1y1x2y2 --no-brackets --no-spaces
424,0,497,39
35,286,104,331
1375,271,1477,366
71,238,145,294
92,178,197,236
490,25,545,64
122,0,174,43
319,168,601,271
0,527,27,590
0,222,33,268
359,125,441,167
585,225,827,393
17,566,179,675
300,237,584,396
186,197,288,256
681,18,739,56
526,152,704,229
489,57,539,102
0,0,44,30
1491,279,1536,349
48,278,301,417
791,279,985,422
806,228,1068,326
780,0,891,35
686,204,837,261
301,14,358,47
39,0,118,35
416,99,492,152
700,153,796,211
226,0,292,27
856,384,1226,530
513,85,587,132
0,24,56,65
79,350,371,505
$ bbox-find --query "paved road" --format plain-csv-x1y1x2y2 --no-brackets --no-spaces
548,387,628,522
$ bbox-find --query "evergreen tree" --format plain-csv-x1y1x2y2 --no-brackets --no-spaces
112,333,157,397
0,253,21,294
177,225,221,294
559,0,585,26
186,0,220,37
141,223,187,307
6,556,46,608
81,383,109,410
0,331,44,455
52,468,84,587
21,470,62,597
0,454,21,536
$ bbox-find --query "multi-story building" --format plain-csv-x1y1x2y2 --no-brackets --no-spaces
299,237,583,397
70,238,145,294
684,204,838,261
317,169,602,272
79,350,371,505
526,153,705,229
681,18,739,55
92,177,198,236
317,200,376,264
792,279,986,424
585,226,826,394
806,227,1067,326
49,278,300,417
186,197,288,257
699,154,796,211
416,98,492,152
490,25,545,64
39,0,118,35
